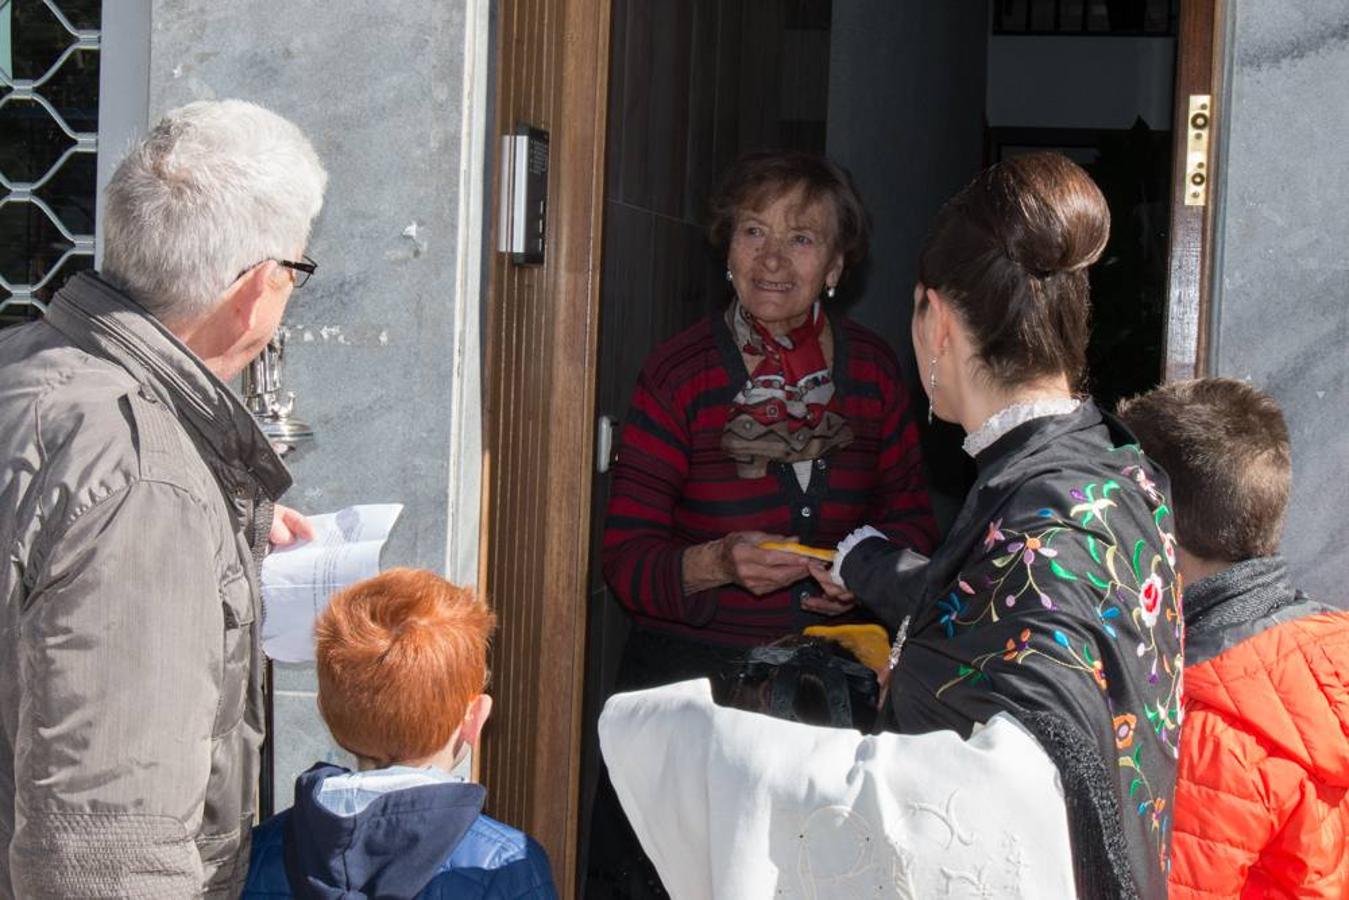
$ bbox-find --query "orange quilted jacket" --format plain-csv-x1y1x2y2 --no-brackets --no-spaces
1170,610,1349,898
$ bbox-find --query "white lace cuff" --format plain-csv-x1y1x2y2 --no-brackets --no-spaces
832,525,887,590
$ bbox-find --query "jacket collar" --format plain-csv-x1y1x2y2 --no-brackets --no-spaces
972,399,1112,479
1181,555,1329,666
937,401,1119,556
1183,555,1295,626
283,762,486,898
43,271,291,500
924,401,1145,606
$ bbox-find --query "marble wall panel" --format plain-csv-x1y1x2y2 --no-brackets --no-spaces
147,0,472,804
270,690,356,809
1213,0,1349,602
148,0,468,572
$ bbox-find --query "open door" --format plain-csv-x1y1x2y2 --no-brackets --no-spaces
480,2,1228,896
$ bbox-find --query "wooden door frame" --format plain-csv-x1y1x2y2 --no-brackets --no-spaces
1163,0,1229,381
478,0,611,896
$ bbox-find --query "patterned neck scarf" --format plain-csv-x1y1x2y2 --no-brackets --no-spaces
721,299,853,479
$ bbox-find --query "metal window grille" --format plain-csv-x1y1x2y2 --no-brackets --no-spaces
993,0,1178,36
0,0,101,327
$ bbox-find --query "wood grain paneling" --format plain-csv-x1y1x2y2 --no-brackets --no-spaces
712,0,745,176
683,0,722,220
480,0,611,894
1164,0,1226,380
646,1,695,218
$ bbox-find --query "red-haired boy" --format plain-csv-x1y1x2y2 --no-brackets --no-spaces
244,568,556,898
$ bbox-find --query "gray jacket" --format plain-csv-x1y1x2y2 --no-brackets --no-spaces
0,272,290,898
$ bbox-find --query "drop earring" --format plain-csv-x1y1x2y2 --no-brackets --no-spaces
927,357,937,425
826,285,836,300
725,269,734,283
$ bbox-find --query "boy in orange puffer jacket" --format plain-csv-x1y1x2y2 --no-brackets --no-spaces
1119,378,1349,898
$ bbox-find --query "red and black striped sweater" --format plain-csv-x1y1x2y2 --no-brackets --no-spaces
602,311,939,647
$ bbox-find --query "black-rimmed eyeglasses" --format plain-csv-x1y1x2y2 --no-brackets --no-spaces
235,255,318,289
277,255,317,288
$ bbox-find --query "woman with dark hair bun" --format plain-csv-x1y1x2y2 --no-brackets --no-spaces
817,152,1183,898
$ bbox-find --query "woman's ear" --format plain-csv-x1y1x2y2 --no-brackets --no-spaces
922,287,955,357
825,252,844,293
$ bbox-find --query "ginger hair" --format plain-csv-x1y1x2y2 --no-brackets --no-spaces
316,568,496,766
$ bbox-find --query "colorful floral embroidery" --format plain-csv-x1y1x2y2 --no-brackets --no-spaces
1007,534,1057,565
936,593,966,639
984,518,1005,552
1124,463,1163,505
929,446,1182,874
1139,573,1164,628
1114,713,1137,749
1003,628,1032,661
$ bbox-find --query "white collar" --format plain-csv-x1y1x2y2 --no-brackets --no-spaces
962,397,1082,457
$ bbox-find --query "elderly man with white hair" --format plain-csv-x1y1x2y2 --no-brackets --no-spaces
0,99,327,898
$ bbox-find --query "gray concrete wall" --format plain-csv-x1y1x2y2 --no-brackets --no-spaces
825,1,988,516
147,1,483,804
1211,1,1349,603
825,2,988,358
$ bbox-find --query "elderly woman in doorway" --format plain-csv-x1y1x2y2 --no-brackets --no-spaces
588,151,937,897
821,152,1182,898
602,150,938,692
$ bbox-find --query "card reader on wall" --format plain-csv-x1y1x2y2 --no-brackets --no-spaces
498,124,549,266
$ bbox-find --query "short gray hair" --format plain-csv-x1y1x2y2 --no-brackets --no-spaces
101,99,328,325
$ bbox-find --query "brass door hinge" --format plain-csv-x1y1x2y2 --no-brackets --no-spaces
1184,95,1212,207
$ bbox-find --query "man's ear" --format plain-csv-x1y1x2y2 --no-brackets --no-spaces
459,694,494,750
225,261,277,332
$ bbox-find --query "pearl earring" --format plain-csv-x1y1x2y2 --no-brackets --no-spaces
725,269,733,283
826,285,836,299
928,357,937,425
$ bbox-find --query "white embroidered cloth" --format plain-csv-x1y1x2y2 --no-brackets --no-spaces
962,397,1082,457
599,679,1076,900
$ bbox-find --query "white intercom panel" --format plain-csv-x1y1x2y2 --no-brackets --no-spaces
497,124,549,266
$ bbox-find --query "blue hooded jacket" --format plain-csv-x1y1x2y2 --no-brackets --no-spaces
244,763,557,899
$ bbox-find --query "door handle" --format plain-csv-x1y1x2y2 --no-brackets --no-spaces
596,414,617,474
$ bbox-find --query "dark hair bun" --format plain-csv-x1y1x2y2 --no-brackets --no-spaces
918,151,1111,389
1001,152,1110,277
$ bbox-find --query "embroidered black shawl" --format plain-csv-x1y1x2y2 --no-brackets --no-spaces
843,403,1182,899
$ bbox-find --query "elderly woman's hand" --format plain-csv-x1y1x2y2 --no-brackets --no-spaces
683,531,811,595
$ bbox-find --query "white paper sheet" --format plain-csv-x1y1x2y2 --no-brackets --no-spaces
260,503,403,662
